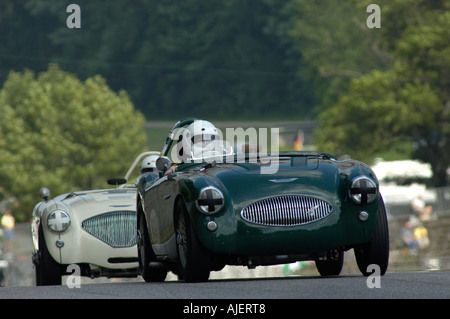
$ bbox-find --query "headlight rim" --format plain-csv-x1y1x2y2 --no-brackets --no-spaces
47,209,71,233
195,186,225,215
349,176,378,205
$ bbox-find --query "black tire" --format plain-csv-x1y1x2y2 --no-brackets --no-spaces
315,249,344,276
35,227,62,286
137,204,167,282
175,200,211,282
354,196,390,276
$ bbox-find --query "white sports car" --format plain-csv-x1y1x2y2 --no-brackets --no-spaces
31,151,159,285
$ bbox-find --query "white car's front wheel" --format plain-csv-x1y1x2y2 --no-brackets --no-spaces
35,227,62,286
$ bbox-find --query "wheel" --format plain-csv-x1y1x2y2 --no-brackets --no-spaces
137,205,167,282
354,196,390,276
175,200,211,282
315,249,344,276
35,227,61,286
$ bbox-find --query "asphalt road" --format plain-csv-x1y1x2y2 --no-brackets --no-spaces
0,271,448,299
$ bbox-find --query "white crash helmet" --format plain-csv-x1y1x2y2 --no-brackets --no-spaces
177,120,220,161
140,155,159,173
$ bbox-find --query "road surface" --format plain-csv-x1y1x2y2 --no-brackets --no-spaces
0,271,448,299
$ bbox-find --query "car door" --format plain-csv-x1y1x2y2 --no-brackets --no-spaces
156,174,177,247
143,176,168,256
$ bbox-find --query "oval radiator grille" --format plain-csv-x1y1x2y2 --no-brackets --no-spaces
81,211,136,248
241,195,332,227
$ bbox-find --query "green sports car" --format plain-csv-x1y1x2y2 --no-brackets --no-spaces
137,118,389,282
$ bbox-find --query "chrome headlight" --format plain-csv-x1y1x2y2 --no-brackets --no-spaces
47,210,71,232
195,186,224,215
349,176,377,205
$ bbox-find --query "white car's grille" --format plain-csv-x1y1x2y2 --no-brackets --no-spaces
241,195,332,227
81,211,136,248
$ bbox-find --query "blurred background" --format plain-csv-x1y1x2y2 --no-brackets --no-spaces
0,0,449,286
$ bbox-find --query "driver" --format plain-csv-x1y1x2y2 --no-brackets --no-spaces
139,154,160,183
140,155,159,174
176,120,221,163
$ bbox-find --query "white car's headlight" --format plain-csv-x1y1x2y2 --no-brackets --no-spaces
47,210,71,232
196,186,224,215
349,176,377,205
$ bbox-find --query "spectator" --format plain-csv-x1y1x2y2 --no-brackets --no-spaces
1,208,15,251
401,221,419,256
411,195,433,222
414,225,430,249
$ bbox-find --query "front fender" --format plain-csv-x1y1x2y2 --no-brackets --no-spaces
31,201,49,253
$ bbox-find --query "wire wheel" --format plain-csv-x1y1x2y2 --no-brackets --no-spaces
175,200,211,282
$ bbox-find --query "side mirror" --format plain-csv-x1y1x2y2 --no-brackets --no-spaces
39,187,51,201
107,178,127,186
156,156,172,173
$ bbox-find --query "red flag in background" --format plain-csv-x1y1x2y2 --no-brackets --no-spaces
293,130,304,151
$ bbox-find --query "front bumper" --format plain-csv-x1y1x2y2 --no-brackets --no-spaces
193,199,379,256
43,225,138,270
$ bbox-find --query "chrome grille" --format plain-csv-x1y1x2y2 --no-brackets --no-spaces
81,211,136,248
241,195,332,226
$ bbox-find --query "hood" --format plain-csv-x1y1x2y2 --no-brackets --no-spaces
50,188,136,219
194,157,344,209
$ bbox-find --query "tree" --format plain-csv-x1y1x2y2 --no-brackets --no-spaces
0,65,147,221
20,0,316,119
315,1,450,187
288,0,391,111
0,0,58,82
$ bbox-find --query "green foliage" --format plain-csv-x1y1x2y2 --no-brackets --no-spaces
7,0,316,120
288,0,391,111
1,0,449,191
316,0,450,186
317,64,442,159
0,65,147,221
